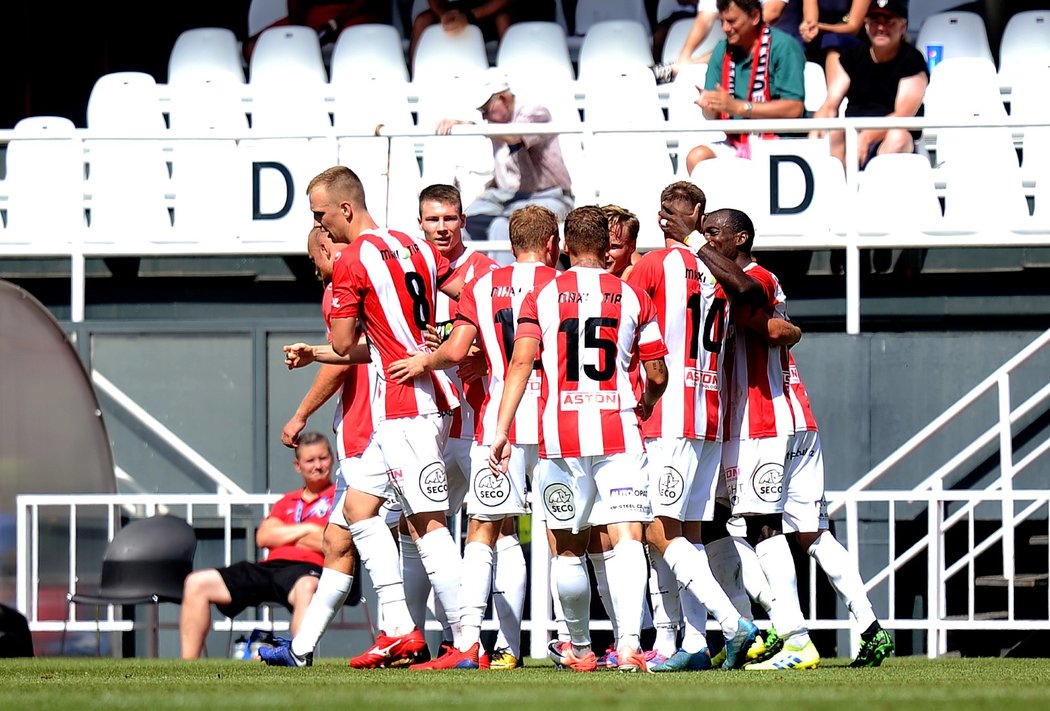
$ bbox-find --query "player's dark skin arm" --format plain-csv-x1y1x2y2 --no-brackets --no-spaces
637,357,669,421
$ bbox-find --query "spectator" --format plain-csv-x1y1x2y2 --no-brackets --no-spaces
436,68,574,244
243,1,392,62
810,0,927,169
684,0,806,174
179,432,337,659
652,0,800,84
409,1,555,63
799,0,872,88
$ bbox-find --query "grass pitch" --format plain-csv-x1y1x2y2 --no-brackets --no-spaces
2,656,1049,711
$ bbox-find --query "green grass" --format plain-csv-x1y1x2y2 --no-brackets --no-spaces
2,657,1050,711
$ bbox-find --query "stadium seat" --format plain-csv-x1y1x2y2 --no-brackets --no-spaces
497,21,575,84
689,156,765,218
914,11,993,64
330,23,410,85
249,24,328,86
753,145,849,247
411,23,489,84
922,57,1005,151
804,61,828,114
661,16,725,66
87,72,167,135
997,10,1050,94
582,66,663,128
577,20,654,81
574,0,650,36
168,27,245,85
908,0,969,40
656,0,697,25
247,0,289,38
168,79,250,133
2,117,84,245
65,515,196,657
170,139,244,244
854,153,943,239
1012,66,1050,189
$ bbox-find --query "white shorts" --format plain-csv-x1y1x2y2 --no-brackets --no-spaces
646,437,721,522
329,470,401,530
720,436,789,515
466,441,531,520
782,430,829,533
537,452,652,533
444,436,473,514
374,412,453,517
332,441,402,528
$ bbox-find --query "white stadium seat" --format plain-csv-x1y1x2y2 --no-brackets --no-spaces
574,0,650,36
412,23,489,84
168,27,245,86
497,21,575,84
3,117,84,245
577,20,654,81
997,10,1050,93
661,16,725,66
855,153,943,239
330,23,410,85
249,25,327,85
915,11,993,64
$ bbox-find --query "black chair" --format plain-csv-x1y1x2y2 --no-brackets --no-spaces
65,515,197,656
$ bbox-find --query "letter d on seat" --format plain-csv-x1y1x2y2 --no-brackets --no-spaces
769,155,814,215
252,161,294,220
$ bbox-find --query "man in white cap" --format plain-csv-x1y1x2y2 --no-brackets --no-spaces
436,68,574,244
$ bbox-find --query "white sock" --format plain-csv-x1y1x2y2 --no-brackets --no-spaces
606,539,647,649
663,537,739,639
550,570,571,642
703,536,751,617
415,527,464,646
291,567,351,657
399,531,431,632
553,554,592,647
756,535,810,646
587,548,617,639
807,531,878,630
734,536,776,615
647,547,682,656
349,516,413,634
492,533,526,657
458,540,493,650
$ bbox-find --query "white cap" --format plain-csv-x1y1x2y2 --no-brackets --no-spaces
473,68,511,111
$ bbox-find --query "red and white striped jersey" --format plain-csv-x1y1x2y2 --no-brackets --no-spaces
322,283,377,460
627,244,728,442
435,247,499,440
516,266,668,458
457,261,559,446
784,351,819,433
721,262,796,439
329,228,460,421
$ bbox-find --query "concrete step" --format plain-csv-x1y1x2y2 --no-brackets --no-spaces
975,573,1049,588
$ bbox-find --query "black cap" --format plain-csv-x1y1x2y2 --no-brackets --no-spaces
867,0,908,19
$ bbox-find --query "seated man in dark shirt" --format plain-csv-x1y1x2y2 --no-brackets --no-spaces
810,0,928,168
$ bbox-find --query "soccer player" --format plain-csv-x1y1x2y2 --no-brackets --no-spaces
261,228,401,667
284,166,468,668
696,207,820,669
390,203,563,669
488,205,669,673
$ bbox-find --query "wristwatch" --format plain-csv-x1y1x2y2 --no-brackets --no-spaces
743,101,754,117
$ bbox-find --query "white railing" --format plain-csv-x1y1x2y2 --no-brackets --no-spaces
17,485,1050,659
2,114,1048,332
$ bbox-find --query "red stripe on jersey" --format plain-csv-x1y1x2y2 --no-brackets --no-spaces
323,284,375,458
330,229,459,421
720,262,795,439
458,261,559,446
517,267,668,458
436,248,498,440
785,351,819,432
627,246,727,442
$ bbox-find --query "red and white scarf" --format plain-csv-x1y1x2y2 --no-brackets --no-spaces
721,21,774,156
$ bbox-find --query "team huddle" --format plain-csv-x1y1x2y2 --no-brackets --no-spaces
263,165,894,672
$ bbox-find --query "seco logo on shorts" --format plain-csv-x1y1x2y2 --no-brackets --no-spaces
473,468,511,507
752,463,785,503
419,462,449,502
657,466,685,505
544,483,575,521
